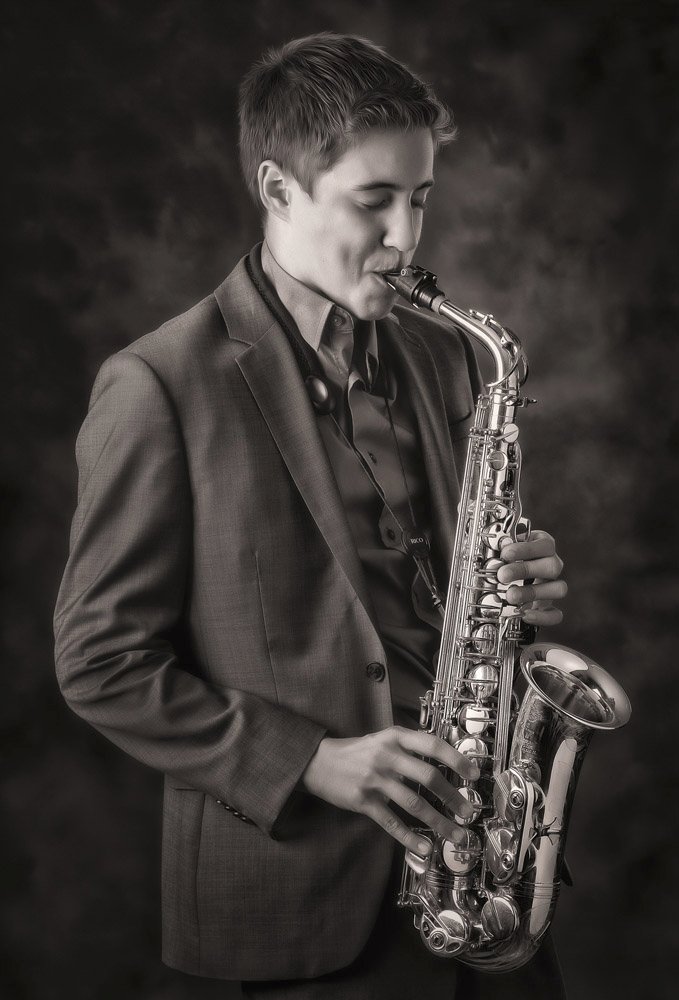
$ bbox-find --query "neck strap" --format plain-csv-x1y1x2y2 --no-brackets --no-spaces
246,244,324,379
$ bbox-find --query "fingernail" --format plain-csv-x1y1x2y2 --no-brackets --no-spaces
417,840,431,855
522,611,538,623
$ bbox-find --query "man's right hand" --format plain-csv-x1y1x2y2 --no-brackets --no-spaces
301,727,480,856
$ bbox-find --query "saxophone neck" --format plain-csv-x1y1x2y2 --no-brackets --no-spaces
385,265,529,390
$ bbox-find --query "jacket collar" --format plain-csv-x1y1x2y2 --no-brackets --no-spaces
260,242,380,377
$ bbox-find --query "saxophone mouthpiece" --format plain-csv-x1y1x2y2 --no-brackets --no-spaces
383,266,443,310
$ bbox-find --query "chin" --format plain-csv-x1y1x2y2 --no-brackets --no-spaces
352,284,398,321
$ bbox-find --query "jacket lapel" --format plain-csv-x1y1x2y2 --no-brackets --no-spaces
214,257,379,627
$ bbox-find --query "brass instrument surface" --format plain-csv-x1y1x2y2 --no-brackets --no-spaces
386,266,631,972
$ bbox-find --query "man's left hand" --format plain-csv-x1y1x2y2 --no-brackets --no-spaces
497,529,566,627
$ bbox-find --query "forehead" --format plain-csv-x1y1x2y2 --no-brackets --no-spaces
319,127,435,191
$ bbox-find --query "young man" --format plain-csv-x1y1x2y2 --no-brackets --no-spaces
55,33,567,998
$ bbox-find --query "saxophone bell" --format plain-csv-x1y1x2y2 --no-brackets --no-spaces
520,642,631,732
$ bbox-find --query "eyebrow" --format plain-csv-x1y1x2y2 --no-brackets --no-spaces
352,180,434,192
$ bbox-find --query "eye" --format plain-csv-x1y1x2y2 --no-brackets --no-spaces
360,198,390,211
411,200,428,212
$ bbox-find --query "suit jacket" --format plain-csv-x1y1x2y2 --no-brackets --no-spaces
54,249,481,981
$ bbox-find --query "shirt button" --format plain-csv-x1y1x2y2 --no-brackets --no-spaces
366,662,386,682
385,527,397,542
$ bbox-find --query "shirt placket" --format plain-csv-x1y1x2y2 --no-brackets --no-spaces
346,378,409,558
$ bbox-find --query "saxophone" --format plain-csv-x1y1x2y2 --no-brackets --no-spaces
384,266,631,972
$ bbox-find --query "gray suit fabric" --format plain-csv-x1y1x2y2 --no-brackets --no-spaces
54,251,480,981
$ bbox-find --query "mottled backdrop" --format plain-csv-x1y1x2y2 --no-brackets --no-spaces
3,1,677,998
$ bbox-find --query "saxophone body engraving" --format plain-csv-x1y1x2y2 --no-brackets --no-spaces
385,266,631,972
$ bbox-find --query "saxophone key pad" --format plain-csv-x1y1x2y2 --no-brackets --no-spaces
459,704,491,735
470,627,498,656
453,735,487,766
480,895,520,941
441,827,482,875
465,662,498,698
437,909,470,945
478,592,504,618
479,557,504,580
488,450,509,472
451,786,483,826
499,421,519,443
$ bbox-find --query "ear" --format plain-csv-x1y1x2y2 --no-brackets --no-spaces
257,160,293,221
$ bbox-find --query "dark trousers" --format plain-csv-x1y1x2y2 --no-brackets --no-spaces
241,857,568,1000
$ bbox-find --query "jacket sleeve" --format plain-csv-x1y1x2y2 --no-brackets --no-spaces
54,351,326,836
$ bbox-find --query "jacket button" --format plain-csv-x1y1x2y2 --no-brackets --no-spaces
366,661,386,682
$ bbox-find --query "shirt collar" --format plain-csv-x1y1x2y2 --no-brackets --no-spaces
261,241,380,381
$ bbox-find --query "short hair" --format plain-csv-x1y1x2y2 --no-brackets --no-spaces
238,32,456,207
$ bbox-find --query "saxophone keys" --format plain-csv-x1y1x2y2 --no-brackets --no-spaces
451,786,483,827
499,421,519,443
482,556,504,574
452,735,487,768
514,516,531,541
459,704,491,735
485,825,518,882
493,769,527,821
480,894,520,941
421,913,468,954
488,449,509,472
478,592,504,618
405,842,432,875
441,828,482,875
419,689,434,729
481,523,507,551
437,909,470,945
466,662,499,699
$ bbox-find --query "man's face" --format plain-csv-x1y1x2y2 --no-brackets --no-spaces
274,128,435,320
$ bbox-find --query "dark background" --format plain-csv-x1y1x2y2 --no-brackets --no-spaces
3,1,677,997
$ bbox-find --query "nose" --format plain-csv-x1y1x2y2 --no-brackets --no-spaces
382,202,420,256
